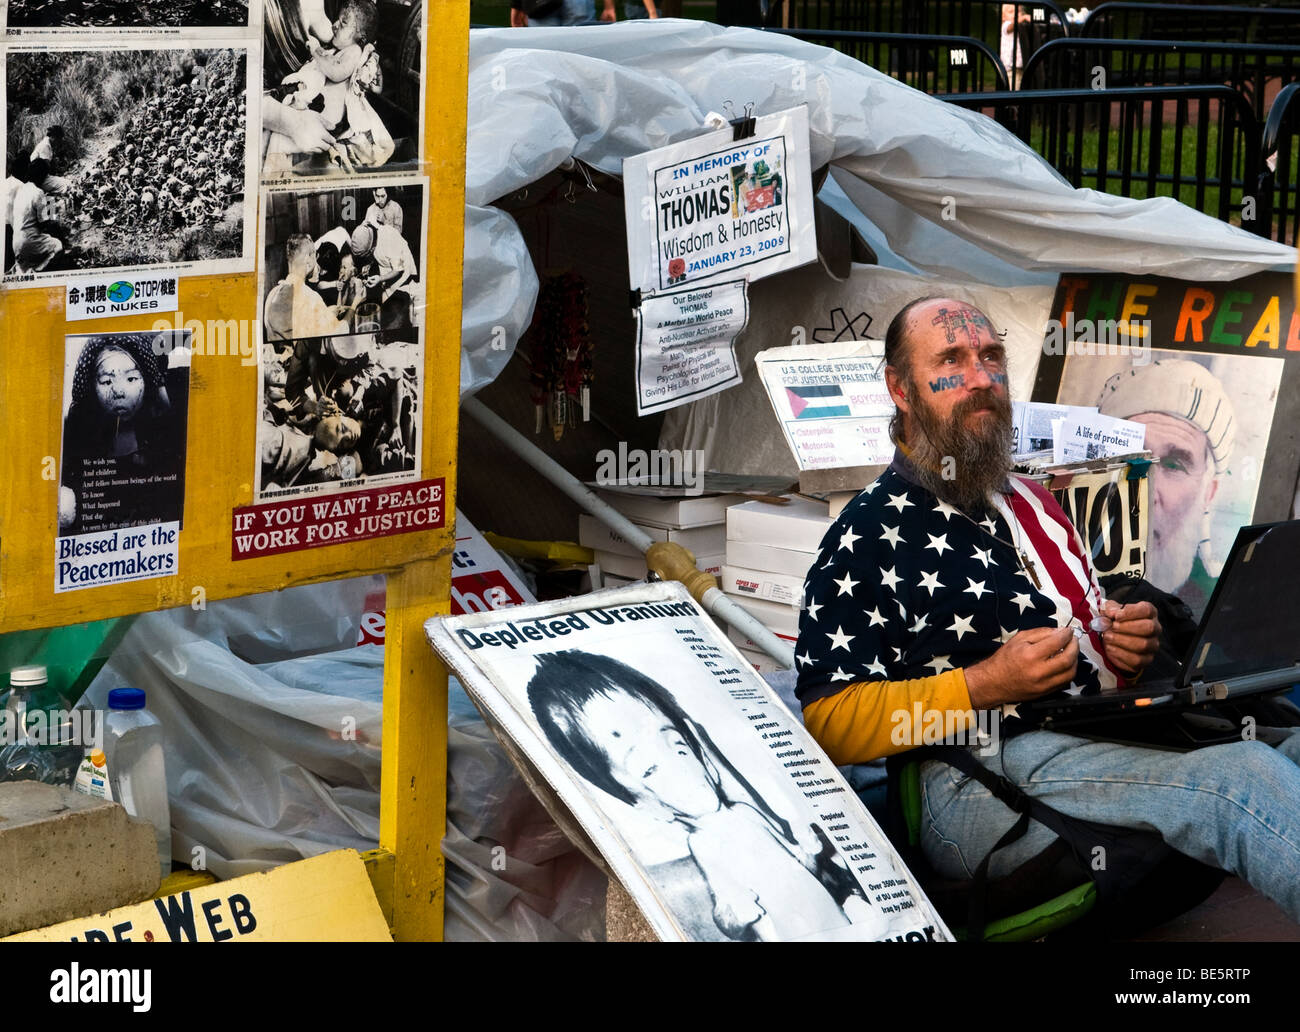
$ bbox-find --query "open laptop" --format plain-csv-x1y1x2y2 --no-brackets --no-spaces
1013,520,1300,730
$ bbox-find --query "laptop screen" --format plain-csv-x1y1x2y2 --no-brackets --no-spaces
1185,521,1300,684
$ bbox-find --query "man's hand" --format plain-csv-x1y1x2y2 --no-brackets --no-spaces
1097,600,1161,675
964,626,1078,709
510,6,529,25
600,0,617,20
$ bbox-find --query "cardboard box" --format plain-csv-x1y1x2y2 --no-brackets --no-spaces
721,564,803,608
726,497,834,554
724,592,801,637
579,514,726,559
724,538,820,579
594,489,746,530
594,549,723,580
726,622,798,654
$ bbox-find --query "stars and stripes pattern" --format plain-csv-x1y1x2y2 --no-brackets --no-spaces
795,455,1121,714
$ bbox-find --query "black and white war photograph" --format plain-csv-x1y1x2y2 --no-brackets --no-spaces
4,43,256,283
427,584,952,943
2,0,251,31
257,177,426,500
262,0,424,179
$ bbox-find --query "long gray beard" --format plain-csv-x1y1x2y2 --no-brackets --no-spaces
906,391,1014,515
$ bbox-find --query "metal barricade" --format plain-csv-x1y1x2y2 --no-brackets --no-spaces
946,84,1265,234
1077,3,1300,47
1260,81,1300,242
1021,38,1300,121
767,27,1010,92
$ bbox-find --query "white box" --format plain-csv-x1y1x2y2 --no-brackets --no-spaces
724,592,801,637
579,514,726,559
721,564,803,608
594,550,724,580
726,497,834,554
725,538,820,579
593,489,746,530
727,622,798,653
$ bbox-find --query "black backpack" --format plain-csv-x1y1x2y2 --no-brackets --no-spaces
884,576,1224,940
885,744,1224,940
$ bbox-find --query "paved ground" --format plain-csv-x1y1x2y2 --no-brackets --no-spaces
1135,878,1300,942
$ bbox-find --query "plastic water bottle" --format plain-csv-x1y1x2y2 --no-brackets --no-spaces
1,666,58,784
104,688,172,878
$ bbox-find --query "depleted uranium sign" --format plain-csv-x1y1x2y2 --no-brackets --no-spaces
623,106,816,295
635,279,748,415
755,340,896,469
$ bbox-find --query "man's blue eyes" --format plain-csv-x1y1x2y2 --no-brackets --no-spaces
943,354,1003,365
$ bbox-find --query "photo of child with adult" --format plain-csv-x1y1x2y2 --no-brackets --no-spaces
58,331,191,537
263,179,423,336
262,0,423,178
259,179,423,499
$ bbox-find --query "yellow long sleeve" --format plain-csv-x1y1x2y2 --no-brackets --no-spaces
802,669,976,765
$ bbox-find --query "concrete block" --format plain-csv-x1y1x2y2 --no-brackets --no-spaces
0,782,160,937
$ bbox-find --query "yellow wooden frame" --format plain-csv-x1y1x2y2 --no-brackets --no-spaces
0,1,468,941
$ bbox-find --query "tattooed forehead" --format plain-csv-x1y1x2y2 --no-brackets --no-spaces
928,305,1001,346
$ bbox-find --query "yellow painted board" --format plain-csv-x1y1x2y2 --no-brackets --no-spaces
0,0,470,944
4,850,391,942
0,1,468,636
381,557,450,942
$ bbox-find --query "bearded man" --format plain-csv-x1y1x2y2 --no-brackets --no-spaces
794,296,1300,924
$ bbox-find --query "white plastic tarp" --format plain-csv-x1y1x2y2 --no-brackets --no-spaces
459,19,1295,396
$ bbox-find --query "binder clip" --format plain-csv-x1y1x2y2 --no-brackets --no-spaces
629,288,642,309
724,100,757,140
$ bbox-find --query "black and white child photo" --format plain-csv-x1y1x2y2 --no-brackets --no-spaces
262,0,423,178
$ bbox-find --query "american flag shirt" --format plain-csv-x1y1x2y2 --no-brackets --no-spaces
795,450,1122,719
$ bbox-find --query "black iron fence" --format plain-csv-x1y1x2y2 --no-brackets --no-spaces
1076,3,1300,46
1260,81,1300,242
767,28,1010,91
790,0,1068,61
945,85,1264,232
1020,39,1300,120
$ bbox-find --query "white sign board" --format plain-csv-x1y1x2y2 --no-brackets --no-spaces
65,276,179,322
635,280,747,415
425,581,951,943
1053,413,1147,465
755,340,895,470
623,106,816,296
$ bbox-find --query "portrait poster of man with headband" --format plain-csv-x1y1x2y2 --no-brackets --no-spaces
1038,271,1300,617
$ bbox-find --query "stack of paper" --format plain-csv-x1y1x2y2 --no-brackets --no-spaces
580,489,741,588
1012,401,1146,466
723,497,833,672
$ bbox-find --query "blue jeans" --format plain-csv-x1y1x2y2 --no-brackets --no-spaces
528,0,596,25
920,727,1300,921
624,2,649,16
